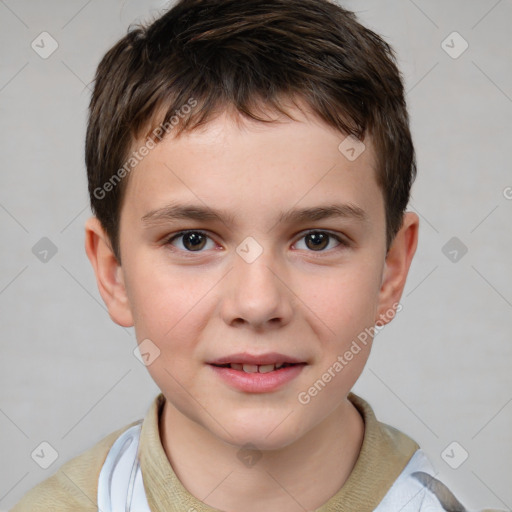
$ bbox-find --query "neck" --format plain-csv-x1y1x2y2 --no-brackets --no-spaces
159,397,364,512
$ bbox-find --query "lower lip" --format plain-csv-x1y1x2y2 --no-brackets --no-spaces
208,364,306,393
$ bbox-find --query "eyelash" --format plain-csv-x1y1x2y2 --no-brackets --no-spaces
163,230,349,256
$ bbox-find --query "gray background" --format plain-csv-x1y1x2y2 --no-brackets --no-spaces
1,0,511,510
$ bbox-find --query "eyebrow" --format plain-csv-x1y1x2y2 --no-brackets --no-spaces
141,202,369,227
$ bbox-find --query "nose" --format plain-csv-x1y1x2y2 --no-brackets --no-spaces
219,243,294,331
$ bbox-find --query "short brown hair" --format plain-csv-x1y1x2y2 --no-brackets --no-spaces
86,0,416,262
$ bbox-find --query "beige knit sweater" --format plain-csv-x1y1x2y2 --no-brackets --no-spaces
10,392,497,512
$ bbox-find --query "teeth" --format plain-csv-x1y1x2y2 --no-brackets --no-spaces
226,363,291,372
242,364,259,373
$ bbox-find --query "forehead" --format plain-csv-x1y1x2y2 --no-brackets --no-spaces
121,106,383,231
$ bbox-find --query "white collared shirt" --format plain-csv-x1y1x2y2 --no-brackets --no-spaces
97,422,477,512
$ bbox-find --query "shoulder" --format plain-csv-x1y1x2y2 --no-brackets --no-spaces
10,420,141,512
376,449,507,512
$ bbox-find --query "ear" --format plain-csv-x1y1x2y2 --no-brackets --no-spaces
375,212,419,326
84,217,134,327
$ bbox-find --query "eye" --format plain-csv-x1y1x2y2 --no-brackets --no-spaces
164,229,349,255
165,231,216,252
294,231,347,252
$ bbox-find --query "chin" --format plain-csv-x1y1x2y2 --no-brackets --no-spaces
212,411,305,451
227,431,300,452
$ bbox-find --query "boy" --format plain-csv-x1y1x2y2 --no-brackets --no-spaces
11,0,504,511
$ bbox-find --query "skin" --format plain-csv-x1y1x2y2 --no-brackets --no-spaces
85,104,419,512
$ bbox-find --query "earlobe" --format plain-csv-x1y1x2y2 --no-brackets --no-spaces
84,217,134,327
375,212,419,326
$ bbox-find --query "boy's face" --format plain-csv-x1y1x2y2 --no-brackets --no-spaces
86,105,418,449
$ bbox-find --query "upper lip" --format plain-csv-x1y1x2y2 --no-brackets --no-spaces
208,352,306,366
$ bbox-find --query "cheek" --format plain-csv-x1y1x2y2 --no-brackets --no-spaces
304,264,382,338
124,257,212,342
125,264,211,393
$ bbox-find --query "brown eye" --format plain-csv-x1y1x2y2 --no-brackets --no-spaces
182,232,207,251
304,232,329,251
294,231,345,252
166,231,213,252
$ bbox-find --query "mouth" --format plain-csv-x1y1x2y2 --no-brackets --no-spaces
210,362,305,373
207,352,308,392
